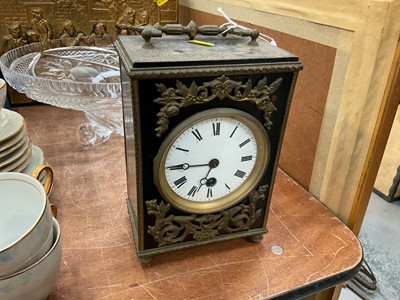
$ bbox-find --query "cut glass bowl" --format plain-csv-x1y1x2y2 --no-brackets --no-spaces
0,38,122,145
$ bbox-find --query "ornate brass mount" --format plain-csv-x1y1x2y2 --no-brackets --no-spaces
134,20,260,47
146,185,268,246
154,75,282,137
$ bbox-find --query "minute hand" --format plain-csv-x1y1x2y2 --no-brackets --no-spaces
168,163,210,170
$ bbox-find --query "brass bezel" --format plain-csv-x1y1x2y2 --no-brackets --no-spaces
153,108,270,214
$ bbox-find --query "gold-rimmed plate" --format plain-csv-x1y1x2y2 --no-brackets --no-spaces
0,138,30,169
0,132,28,160
12,149,33,173
1,143,32,173
0,124,27,153
22,144,45,176
21,144,48,186
0,109,24,143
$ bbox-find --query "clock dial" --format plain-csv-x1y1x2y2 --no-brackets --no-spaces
165,117,257,201
154,108,270,214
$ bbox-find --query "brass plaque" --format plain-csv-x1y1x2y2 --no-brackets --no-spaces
0,0,179,105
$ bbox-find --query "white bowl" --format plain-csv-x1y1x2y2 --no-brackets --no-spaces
0,172,53,277
15,223,54,271
0,217,61,300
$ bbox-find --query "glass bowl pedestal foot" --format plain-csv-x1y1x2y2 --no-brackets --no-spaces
76,111,122,146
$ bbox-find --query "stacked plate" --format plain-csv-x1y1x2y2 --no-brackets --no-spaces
0,109,46,181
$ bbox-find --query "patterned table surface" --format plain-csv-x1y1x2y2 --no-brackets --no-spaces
16,105,362,300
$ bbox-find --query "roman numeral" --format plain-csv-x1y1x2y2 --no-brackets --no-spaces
188,186,197,197
212,122,220,135
230,126,238,138
239,138,250,148
174,176,187,188
207,188,213,198
225,183,231,190
176,147,189,153
241,155,253,162
191,129,203,141
234,170,246,178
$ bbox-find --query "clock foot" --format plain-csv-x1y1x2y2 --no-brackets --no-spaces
248,234,264,243
138,255,153,264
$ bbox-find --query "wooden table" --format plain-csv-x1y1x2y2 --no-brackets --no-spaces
16,105,362,300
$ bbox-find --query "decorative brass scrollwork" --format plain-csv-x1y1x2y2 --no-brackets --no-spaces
146,185,268,246
154,75,282,137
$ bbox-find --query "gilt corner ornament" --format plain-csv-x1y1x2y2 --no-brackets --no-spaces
146,185,268,246
153,75,282,137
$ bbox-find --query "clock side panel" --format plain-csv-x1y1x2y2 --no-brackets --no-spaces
253,71,300,229
262,70,301,228
136,69,298,251
120,68,144,252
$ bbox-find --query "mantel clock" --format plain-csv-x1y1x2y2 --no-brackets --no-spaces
115,23,303,262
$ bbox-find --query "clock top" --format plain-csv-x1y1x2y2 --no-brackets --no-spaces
116,35,299,70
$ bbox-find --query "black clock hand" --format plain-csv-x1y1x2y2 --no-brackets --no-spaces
197,168,211,192
168,163,189,170
167,162,210,170
197,159,219,192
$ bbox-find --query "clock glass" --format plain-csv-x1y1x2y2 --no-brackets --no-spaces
154,108,270,214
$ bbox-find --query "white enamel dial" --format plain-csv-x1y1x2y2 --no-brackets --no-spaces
154,108,270,214
165,116,257,201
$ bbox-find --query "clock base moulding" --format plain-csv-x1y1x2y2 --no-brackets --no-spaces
127,198,268,263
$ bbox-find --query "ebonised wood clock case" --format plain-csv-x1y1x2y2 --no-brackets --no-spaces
115,34,302,262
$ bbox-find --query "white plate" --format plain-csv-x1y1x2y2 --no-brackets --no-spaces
0,138,31,169
0,133,28,159
22,145,45,176
0,124,27,154
13,151,33,173
10,150,33,173
0,143,32,173
0,109,24,143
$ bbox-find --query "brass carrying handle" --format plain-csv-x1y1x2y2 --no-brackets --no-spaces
134,20,259,47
